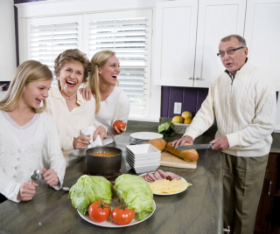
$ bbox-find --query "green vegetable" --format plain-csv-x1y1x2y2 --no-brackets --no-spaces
69,175,113,215
114,174,154,220
158,121,175,137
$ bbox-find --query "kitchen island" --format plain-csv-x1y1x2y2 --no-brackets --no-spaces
0,126,223,234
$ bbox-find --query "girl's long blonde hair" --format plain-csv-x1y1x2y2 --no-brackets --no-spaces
0,60,53,113
87,50,117,114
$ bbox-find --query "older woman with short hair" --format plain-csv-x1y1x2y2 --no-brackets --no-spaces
46,49,106,155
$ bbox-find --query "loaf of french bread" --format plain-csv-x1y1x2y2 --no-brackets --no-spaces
166,142,199,162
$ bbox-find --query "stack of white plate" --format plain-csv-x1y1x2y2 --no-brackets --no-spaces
126,144,161,174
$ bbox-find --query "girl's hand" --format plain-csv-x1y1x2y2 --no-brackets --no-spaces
110,125,126,135
42,168,59,187
79,88,95,101
17,181,38,201
93,125,107,141
73,135,91,149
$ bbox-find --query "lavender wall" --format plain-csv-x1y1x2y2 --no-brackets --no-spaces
161,86,208,118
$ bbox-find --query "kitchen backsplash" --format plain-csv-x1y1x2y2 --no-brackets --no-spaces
161,86,208,118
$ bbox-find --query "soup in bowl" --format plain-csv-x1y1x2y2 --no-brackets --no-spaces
86,146,122,175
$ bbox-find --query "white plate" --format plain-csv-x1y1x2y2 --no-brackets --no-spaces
77,199,156,228
130,132,163,141
140,173,189,196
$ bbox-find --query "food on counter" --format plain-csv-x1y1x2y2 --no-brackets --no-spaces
111,206,135,225
113,120,127,131
69,175,113,215
184,117,192,124
114,174,154,220
141,169,181,183
141,138,167,151
88,201,111,223
158,121,175,137
166,142,199,162
91,152,115,156
171,116,184,123
181,111,193,119
149,179,192,194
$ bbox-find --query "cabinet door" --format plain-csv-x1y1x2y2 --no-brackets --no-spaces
154,0,198,86
244,0,280,91
194,0,246,87
255,172,275,234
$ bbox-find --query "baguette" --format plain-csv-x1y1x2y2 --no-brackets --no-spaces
166,142,199,162
148,138,167,151
141,138,167,151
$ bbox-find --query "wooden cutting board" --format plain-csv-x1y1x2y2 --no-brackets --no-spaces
160,151,197,169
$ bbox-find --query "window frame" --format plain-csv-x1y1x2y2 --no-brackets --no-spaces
16,0,161,122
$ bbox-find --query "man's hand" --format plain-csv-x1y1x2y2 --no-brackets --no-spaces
93,125,107,141
110,125,126,135
42,168,59,187
79,88,95,101
171,135,194,149
210,136,229,151
73,135,91,149
17,181,38,201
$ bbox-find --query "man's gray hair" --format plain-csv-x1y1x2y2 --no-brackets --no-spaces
221,34,247,47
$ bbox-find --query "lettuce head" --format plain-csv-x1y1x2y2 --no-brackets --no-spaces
69,175,113,215
114,174,154,220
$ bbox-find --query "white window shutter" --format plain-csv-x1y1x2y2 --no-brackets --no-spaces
85,10,152,117
26,16,83,84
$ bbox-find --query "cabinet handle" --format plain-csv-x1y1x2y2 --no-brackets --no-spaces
196,77,204,80
189,77,194,80
223,226,230,233
268,180,272,195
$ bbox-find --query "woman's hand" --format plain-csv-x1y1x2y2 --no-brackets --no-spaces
42,168,59,187
79,88,95,101
17,181,38,201
110,125,126,135
73,135,91,149
93,125,107,141
171,135,194,149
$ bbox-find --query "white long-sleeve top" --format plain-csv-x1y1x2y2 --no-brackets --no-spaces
0,111,66,202
95,86,130,134
184,60,276,157
46,86,101,152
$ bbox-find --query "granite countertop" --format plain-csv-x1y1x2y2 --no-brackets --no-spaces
1,119,279,234
0,123,223,234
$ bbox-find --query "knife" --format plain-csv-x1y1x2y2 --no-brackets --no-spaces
177,144,212,150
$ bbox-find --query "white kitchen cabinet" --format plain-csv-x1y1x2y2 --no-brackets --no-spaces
153,0,198,86
154,0,246,87
193,0,246,87
244,0,280,91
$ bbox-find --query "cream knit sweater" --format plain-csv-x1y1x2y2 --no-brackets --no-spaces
185,60,276,157
0,111,66,202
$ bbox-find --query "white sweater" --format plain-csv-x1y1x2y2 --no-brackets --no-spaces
185,60,276,157
0,111,66,202
46,86,100,152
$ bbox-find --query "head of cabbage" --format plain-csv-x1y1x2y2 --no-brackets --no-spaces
114,174,154,220
69,175,113,215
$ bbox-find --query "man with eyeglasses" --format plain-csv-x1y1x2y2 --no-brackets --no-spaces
172,34,276,234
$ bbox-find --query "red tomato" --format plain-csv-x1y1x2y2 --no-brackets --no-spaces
113,120,127,131
111,206,135,225
88,201,111,223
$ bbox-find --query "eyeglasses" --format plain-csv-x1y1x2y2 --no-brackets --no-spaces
217,47,244,57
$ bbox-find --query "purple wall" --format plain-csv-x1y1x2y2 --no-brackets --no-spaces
161,87,208,118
